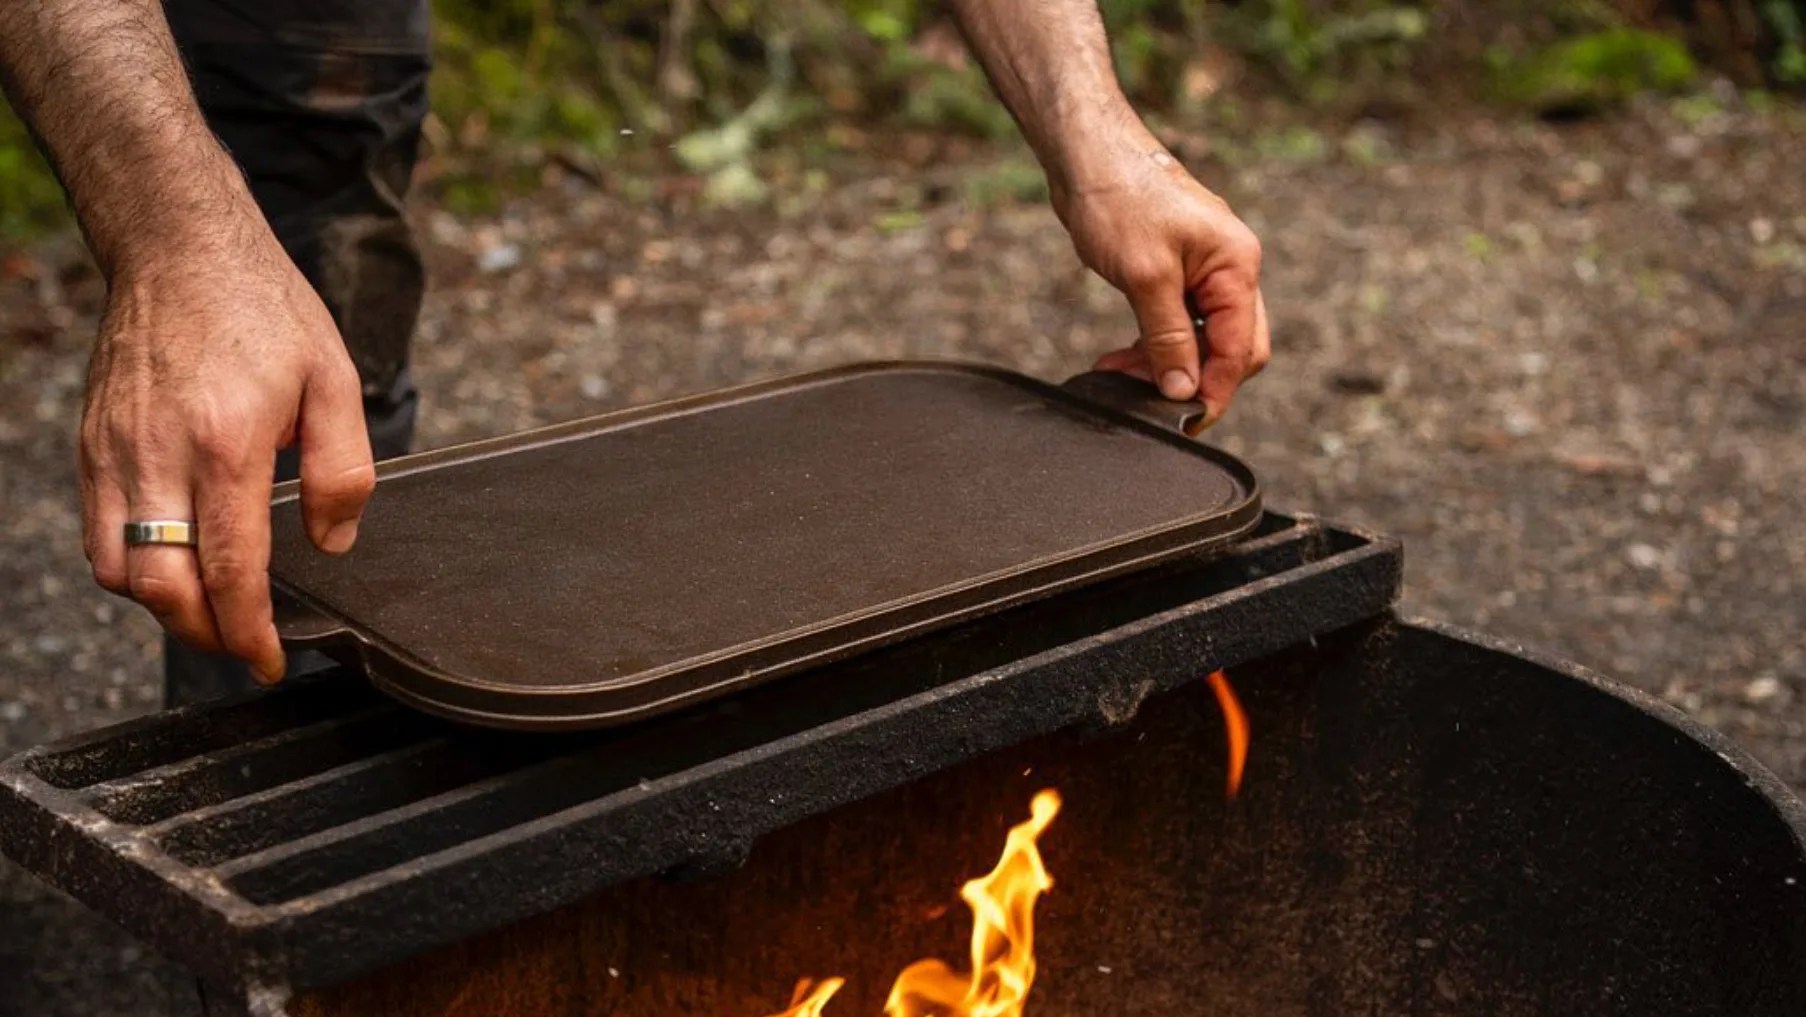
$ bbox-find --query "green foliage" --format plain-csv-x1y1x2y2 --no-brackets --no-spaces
430,0,625,153
1500,28,1698,113
1253,124,1331,163
1229,0,1430,101
851,0,914,42
0,0,1794,245
1765,1,1806,83
0,110,67,240
964,158,1052,207
899,65,1016,137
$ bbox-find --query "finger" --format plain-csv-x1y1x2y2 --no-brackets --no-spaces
1123,268,1203,401
1092,345,1155,383
1248,289,1272,378
126,488,225,655
1190,267,1261,429
80,440,131,597
196,448,286,684
297,358,376,554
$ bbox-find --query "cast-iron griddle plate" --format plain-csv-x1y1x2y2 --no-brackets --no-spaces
270,362,1260,729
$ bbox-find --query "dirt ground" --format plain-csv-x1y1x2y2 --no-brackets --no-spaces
1,93,1803,1015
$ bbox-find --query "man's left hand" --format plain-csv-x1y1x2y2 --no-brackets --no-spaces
1056,143,1270,429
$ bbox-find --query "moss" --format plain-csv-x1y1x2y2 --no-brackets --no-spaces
1500,28,1698,114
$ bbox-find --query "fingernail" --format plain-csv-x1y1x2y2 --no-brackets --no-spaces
322,519,359,555
1160,370,1194,400
253,658,286,686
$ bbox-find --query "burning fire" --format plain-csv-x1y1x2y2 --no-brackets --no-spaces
763,790,1062,1017
1205,670,1249,797
773,979,846,1017
764,670,1248,1017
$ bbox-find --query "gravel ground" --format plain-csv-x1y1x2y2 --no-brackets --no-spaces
1,94,1803,1015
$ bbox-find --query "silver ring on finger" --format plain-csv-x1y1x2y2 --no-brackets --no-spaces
124,520,199,548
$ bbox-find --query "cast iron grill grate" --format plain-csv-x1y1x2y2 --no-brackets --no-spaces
0,512,1400,992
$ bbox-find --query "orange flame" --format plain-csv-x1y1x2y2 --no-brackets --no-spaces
885,789,1060,1017
1205,670,1248,797
759,790,1062,1017
766,978,847,1017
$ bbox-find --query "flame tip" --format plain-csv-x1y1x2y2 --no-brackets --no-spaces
1205,670,1249,798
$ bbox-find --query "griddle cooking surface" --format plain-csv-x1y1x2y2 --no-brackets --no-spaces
269,364,1259,727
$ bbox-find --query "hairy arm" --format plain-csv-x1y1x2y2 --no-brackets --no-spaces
0,1,262,276
949,0,1269,423
944,0,1139,205
1,1,374,683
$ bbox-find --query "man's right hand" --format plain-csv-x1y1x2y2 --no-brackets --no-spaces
1,1,377,682
80,237,375,684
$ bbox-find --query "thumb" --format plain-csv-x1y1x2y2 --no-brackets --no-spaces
297,358,376,554
1125,271,1202,402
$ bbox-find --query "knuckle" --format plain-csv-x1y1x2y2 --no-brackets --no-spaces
127,572,187,616
91,563,130,595
78,411,104,454
192,411,257,468
1227,225,1263,269
1141,329,1196,352
316,461,377,505
218,625,269,661
200,556,257,595
1119,257,1175,295
310,462,377,505
103,414,140,451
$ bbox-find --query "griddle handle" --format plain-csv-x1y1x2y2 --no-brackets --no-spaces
272,585,350,649
1062,370,1207,438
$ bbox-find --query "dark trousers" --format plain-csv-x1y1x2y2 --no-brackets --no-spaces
162,0,432,705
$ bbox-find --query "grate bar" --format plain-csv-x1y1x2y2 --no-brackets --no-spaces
24,679,391,790
146,733,568,868
82,707,439,826
0,512,1402,992
214,516,1350,904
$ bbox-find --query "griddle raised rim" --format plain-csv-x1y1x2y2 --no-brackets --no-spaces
1,512,1395,992
270,361,1262,730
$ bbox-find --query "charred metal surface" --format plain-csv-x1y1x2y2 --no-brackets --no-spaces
294,618,1806,1017
0,513,1399,995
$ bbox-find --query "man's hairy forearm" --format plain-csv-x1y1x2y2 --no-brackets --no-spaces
0,0,262,279
948,0,1157,198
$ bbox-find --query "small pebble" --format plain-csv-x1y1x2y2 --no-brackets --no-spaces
478,243,523,274
1503,409,1539,437
1626,544,1663,570
1744,676,1783,704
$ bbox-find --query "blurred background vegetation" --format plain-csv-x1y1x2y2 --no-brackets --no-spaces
0,0,1801,240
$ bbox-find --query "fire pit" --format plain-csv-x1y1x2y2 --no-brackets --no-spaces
2,513,1802,1017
